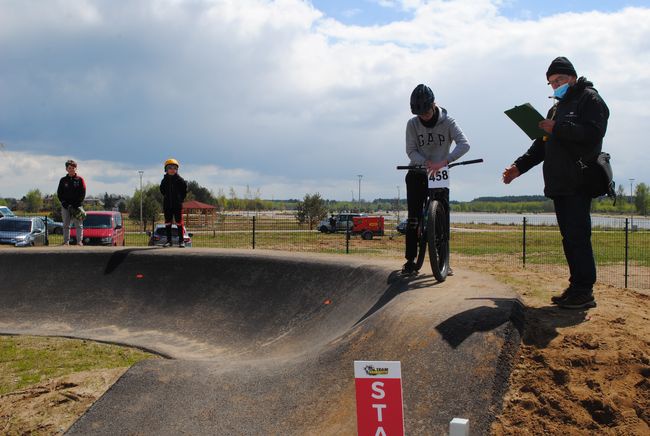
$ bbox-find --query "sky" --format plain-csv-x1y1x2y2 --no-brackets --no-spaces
1,0,649,202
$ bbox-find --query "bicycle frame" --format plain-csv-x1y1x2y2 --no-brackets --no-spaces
397,159,483,281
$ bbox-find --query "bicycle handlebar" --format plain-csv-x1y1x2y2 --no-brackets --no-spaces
396,158,483,170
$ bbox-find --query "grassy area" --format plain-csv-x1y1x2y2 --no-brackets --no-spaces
0,335,157,395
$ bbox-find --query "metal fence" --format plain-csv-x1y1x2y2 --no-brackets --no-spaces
3,212,648,290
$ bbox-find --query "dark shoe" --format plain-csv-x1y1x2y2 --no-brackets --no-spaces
557,292,596,309
401,261,418,275
551,287,575,304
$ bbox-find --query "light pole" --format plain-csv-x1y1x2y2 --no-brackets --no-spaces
629,178,635,204
357,175,363,212
396,185,401,222
138,170,144,232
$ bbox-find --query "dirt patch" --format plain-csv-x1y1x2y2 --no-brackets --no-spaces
0,368,127,435
455,258,650,435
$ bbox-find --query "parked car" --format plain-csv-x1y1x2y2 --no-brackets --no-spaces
0,206,16,219
41,217,63,235
318,213,364,233
147,224,193,247
396,219,407,235
71,211,125,246
0,216,47,247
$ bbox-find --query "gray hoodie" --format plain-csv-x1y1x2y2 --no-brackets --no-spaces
405,106,470,167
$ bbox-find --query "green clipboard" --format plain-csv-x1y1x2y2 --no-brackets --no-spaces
504,103,546,140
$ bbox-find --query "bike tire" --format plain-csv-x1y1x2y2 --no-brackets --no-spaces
414,214,427,271
427,200,449,282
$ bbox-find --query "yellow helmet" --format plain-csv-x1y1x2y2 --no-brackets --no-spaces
164,158,179,169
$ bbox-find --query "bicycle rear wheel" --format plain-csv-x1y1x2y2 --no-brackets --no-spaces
414,214,427,271
427,200,449,282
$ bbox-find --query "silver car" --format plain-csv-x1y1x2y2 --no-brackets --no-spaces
147,224,193,247
0,217,47,247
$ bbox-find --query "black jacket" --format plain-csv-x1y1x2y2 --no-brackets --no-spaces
160,173,188,210
514,77,609,197
57,174,86,208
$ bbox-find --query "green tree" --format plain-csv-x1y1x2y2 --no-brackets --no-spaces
187,180,216,205
635,183,649,215
24,189,43,213
103,193,115,210
295,193,328,230
128,184,162,231
49,195,63,221
615,185,627,212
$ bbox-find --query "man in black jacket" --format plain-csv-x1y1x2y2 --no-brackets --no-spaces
502,57,609,309
159,158,188,247
57,159,86,245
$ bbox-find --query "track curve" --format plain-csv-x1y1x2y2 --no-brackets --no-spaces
0,248,522,435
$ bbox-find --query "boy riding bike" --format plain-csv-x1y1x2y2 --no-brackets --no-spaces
402,84,471,274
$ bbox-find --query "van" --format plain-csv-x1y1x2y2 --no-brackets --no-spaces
71,211,125,246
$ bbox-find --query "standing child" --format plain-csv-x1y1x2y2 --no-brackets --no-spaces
159,158,188,247
57,159,86,245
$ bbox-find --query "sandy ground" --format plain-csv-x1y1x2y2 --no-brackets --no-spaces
455,258,650,435
1,256,648,435
0,368,126,435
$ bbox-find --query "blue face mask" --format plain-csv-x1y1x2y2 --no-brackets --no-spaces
553,83,570,99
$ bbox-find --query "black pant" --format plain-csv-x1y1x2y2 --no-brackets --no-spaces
404,171,449,261
164,208,183,243
553,195,596,292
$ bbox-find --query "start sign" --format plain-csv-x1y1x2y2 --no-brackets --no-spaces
354,361,404,436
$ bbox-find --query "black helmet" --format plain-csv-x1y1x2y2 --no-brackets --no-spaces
410,84,434,115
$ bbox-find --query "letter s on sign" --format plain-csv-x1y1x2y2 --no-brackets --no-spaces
371,381,385,399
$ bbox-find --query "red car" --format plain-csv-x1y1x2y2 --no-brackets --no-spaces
71,211,125,246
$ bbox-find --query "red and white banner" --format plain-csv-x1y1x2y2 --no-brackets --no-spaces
354,361,404,436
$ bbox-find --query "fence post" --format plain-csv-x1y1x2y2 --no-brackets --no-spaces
624,218,629,289
346,228,350,254
252,216,256,249
522,217,527,268
44,215,49,246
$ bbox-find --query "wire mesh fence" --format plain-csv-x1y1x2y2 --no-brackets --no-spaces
4,211,648,290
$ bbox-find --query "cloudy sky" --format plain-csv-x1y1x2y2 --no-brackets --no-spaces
1,0,649,201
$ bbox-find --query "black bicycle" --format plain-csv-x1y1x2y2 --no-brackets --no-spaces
397,158,483,281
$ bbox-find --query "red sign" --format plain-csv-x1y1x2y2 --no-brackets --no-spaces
354,361,404,436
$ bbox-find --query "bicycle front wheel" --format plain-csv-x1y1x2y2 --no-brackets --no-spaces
427,200,449,282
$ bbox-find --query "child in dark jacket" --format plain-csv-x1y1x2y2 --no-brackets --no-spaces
159,158,188,247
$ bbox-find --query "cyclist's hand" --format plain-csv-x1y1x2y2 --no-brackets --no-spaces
425,159,448,174
502,165,520,184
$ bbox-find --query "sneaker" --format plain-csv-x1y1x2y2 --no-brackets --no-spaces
162,241,172,248
551,287,575,304
179,241,185,248
447,267,454,277
557,292,596,309
401,261,418,275
62,241,70,246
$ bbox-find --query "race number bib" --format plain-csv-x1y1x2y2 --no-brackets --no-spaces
428,166,450,188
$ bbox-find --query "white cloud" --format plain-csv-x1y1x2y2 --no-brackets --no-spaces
1,0,649,201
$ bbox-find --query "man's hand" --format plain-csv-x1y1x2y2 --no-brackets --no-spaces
502,165,521,184
539,119,555,134
425,159,449,174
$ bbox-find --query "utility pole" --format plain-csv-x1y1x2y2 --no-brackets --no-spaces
396,185,400,223
138,170,144,232
357,175,363,212
629,178,635,204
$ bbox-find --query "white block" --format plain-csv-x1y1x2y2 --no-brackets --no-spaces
449,417,469,436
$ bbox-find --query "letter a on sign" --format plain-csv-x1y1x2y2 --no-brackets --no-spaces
354,361,404,436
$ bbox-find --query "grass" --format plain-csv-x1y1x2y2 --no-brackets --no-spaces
0,335,157,395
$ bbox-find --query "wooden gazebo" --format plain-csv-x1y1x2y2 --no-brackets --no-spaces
182,200,217,228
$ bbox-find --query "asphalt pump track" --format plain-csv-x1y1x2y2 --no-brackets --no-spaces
0,248,522,435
